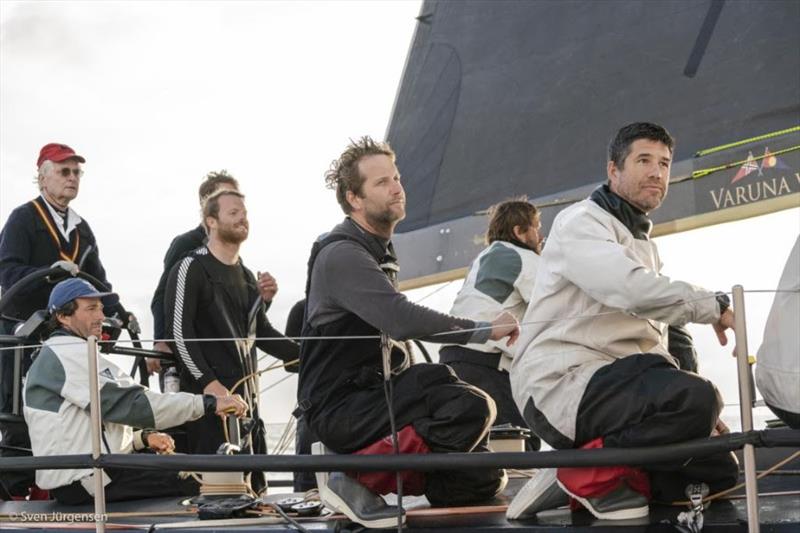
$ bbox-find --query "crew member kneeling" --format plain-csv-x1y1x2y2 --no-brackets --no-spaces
508,123,739,520
299,137,519,527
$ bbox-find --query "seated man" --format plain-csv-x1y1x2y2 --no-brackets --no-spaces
508,122,738,520
756,235,799,428
440,198,542,450
299,137,519,527
23,278,247,505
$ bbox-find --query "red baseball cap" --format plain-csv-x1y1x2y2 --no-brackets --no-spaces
37,143,86,168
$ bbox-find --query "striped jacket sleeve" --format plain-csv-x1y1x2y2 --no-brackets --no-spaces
164,256,217,389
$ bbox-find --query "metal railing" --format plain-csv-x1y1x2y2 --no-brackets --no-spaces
2,285,798,532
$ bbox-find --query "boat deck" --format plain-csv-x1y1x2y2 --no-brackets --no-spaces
1,447,797,532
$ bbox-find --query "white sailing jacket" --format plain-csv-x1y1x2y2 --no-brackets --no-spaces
510,198,720,447
756,235,800,414
24,332,206,491
445,240,539,371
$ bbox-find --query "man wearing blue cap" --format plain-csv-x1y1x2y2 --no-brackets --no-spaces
23,278,248,504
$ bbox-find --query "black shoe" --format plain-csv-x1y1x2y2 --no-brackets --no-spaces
557,479,649,520
322,472,405,529
507,468,568,519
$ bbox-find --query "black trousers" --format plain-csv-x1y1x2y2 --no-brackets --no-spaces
575,354,739,502
310,363,505,506
50,467,200,505
766,402,800,429
445,358,540,451
293,416,318,492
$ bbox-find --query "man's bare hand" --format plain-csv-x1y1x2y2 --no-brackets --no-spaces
489,311,520,347
145,358,162,375
257,271,278,302
713,308,735,346
203,380,229,397
215,394,248,418
713,418,730,436
153,341,172,354
146,342,172,375
146,432,175,453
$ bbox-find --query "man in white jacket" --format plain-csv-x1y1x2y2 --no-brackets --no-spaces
440,198,542,450
508,122,738,520
24,278,247,505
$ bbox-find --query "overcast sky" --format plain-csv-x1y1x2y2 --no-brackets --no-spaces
1,1,797,428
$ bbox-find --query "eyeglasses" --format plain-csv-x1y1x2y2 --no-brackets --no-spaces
58,168,84,178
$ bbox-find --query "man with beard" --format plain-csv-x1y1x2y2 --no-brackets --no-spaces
163,189,298,493
146,170,241,376
440,198,543,451
507,123,738,521
299,137,519,527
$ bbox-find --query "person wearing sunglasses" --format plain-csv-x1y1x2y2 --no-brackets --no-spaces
0,143,119,319
0,143,122,500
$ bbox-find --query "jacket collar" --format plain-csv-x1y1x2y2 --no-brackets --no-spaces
505,237,538,253
49,327,82,340
589,184,652,240
334,217,397,266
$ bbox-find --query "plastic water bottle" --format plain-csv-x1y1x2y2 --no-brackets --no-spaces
164,367,180,393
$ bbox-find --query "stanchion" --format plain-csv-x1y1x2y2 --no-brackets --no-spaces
87,335,106,533
732,285,759,533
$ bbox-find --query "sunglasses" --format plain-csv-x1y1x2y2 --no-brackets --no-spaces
57,167,84,178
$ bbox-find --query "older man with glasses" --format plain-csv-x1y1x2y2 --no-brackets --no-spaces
0,142,121,500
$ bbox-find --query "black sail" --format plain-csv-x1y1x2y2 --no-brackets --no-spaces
387,0,800,285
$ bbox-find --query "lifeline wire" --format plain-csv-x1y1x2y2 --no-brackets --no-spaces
2,288,796,353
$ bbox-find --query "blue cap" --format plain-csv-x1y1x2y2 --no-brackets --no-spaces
47,278,119,313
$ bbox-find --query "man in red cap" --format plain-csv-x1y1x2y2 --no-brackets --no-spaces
0,142,120,500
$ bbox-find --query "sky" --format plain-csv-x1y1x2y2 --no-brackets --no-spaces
1,1,798,429
0,0,423,422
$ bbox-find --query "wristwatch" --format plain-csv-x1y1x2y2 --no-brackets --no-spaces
203,394,218,414
715,292,731,315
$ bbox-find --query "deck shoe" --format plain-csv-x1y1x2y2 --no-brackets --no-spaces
506,468,569,519
556,478,649,520
321,472,406,529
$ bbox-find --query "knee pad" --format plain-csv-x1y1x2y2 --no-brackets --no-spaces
347,425,430,495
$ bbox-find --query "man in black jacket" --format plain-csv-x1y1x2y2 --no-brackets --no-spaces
299,137,519,527
163,188,298,493
147,170,243,375
0,143,120,499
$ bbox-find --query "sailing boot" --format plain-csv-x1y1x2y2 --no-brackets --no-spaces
323,472,406,529
556,437,650,520
312,441,405,528
506,468,569,519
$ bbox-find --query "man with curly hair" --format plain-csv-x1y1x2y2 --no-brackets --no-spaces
297,136,519,527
